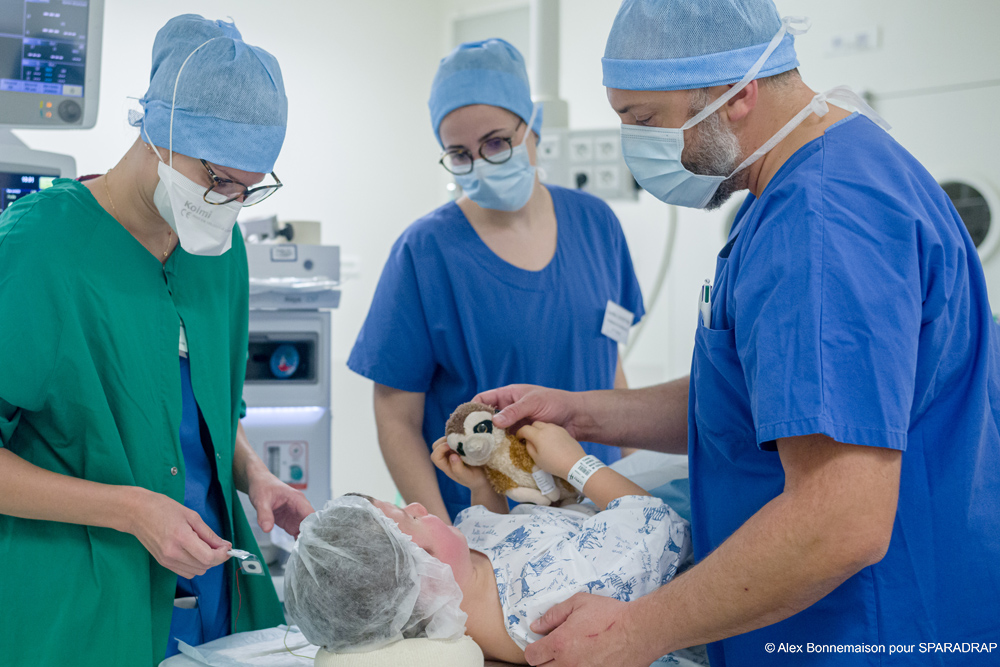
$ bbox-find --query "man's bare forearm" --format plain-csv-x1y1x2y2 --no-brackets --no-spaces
622,436,900,660
576,376,689,454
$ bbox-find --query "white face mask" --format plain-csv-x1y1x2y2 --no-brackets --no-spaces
145,35,242,256
153,160,241,256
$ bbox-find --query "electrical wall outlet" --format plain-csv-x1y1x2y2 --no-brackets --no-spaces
569,135,594,162
594,134,619,161
538,135,561,160
536,128,638,201
827,26,881,56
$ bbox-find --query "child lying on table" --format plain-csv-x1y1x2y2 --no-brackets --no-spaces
283,422,693,665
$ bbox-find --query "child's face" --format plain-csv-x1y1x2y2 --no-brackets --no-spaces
371,499,469,570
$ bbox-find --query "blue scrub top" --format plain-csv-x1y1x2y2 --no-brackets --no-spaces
690,114,1000,666
165,355,231,658
349,186,645,519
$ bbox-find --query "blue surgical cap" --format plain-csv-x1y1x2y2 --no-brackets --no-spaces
603,0,800,91
428,38,543,146
134,14,287,173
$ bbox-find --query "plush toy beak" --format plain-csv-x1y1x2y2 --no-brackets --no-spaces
447,432,495,466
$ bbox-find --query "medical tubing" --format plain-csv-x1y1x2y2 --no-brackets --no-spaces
283,623,312,659
234,562,243,628
624,204,678,361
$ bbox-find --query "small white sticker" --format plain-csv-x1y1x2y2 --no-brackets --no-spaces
270,244,297,262
532,469,557,495
178,320,189,358
601,300,635,344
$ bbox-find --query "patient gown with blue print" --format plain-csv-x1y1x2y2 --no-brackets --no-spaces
455,496,690,650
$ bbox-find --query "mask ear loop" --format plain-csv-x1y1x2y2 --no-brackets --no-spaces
681,16,811,131
166,37,221,170
140,119,165,165
518,102,540,148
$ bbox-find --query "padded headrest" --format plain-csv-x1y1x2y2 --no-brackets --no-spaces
314,636,484,667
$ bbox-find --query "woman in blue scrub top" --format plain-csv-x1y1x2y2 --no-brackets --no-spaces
348,39,644,522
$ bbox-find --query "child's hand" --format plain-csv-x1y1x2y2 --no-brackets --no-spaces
516,422,587,479
431,436,490,491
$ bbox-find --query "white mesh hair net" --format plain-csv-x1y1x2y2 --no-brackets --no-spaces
284,495,467,653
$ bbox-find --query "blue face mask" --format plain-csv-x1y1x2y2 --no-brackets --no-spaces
620,17,810,209
454,143,536,212
621,86,889,209
453,104,539,212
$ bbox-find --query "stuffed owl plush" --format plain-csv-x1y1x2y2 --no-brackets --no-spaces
445,401,578,506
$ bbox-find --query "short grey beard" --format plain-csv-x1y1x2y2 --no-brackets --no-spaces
683,89,747,210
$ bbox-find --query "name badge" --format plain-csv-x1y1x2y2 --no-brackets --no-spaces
601,300,634,344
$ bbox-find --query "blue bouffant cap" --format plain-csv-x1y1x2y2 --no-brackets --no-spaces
428,38,543,146
133,14,287,173
602,0,800,91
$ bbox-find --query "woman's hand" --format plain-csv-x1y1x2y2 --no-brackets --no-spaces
431,436,490,490
127,488,232,579
247,470,314,538
517,422,587,479
432,437,508,515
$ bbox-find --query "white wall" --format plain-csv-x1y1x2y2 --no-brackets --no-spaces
10,0,999,505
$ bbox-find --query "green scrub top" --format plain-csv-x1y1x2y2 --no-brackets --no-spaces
0,180,284,665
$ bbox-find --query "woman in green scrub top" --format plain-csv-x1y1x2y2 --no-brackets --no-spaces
0,15,312,665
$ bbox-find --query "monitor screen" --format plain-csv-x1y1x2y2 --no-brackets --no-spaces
0,0,103,128
0,169,57,213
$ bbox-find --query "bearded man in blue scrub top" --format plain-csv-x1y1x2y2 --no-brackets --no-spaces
477,1,1000,666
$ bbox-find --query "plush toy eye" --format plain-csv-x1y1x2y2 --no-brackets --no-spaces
473,420,493,434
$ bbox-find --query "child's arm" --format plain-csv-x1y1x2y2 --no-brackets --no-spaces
517,422,650,510
430,437,509,514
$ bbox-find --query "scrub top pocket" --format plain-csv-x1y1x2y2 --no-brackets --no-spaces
688,320,789,571
690,325,756,457
165,598,203,658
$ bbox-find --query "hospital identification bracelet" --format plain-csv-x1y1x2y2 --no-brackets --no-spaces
567,455,606,493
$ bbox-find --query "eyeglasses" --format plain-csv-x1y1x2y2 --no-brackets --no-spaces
439,121,525,175
200,160,283,206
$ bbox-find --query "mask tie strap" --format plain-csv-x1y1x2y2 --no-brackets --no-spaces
728,91,828,176
682,16,811,131
728,85,892,177
823,85,892,131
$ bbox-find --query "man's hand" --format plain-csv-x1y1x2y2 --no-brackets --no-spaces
517,422,586,479
127,489,232,579
474,384,585,437
524,593,653,667
247,471,314,537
